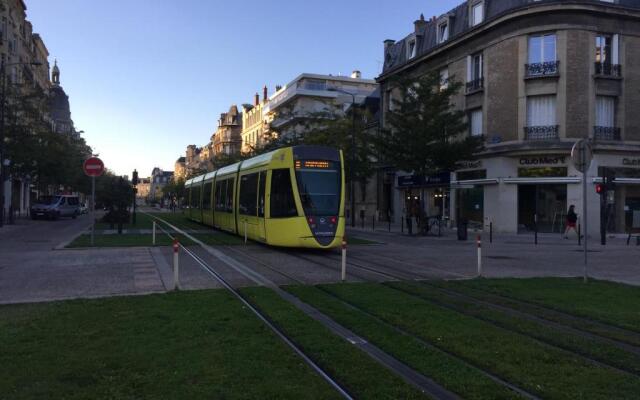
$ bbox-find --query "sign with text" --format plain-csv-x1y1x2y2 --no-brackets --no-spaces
83,157,104,177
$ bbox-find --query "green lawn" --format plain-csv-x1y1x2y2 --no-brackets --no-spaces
453,278,640,333
94,212,203,231
66,234,195,248
0,291,340,400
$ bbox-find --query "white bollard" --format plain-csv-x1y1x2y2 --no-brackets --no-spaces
477,235,482,277
173,239,180,290
341,238,347,282
152,221,156,245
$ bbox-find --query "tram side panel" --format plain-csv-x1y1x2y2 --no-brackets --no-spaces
213,177,236,234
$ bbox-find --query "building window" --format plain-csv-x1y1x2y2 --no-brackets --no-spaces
466,53,484,92
595,96,620,140
470,109,483,137
525,95,558,140
301,79,326,91
439,68,449,90
438,21,449,43
407,38,417,59
526,34,558,77
595,34,621,76
471,2,484,26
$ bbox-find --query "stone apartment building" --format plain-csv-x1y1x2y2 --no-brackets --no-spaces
149,168,174,201
241,86,270,154
174,157,186,180
379,0,640,236
212,105,242,156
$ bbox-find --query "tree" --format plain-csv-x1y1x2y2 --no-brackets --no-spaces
162,177,185,203
95,172,133,232
376,71,482,177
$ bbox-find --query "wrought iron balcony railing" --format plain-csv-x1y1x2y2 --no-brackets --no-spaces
594,126,621,141
465,77,484,93
524,125,559,140
594,62,622,77
525,61,560,78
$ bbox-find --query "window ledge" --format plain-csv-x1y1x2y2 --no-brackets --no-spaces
524,73,559,81
465,88,484,96
593,74,623,81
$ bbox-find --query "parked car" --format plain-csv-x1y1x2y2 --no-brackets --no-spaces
31,195,81,220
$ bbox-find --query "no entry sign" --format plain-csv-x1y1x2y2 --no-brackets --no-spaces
83,157,104,177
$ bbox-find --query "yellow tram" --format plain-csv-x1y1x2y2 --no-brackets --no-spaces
184,146,345,249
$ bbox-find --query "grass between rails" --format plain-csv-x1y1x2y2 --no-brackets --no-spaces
389,281,640,376
284,285,523,400
66,232,244,248
240,287,427,399
432,280,640,348
455,278,640,333
0,290,341,400
94,212,203,231
318,282,640,399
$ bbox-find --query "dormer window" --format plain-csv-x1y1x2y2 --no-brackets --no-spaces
438,21,449,43
471,1,484,26
407,37,417,59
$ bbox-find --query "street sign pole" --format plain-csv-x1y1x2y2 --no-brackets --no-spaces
91,175,95,247
581,144,588,283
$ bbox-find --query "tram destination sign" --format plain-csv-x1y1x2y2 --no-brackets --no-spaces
295,160,331,169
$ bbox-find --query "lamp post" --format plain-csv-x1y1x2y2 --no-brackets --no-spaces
0,60,41,227
328,87,357,227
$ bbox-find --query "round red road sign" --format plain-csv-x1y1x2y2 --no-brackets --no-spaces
83,157,104,177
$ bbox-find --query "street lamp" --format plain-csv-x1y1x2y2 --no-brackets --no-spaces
0,60,42,227
328,87,357,227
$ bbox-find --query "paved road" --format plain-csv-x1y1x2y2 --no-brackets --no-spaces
2,215,639,305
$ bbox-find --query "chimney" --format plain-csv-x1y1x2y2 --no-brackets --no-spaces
414,13,427,33
275,84,282,91
351,70,362,79
254,92,260,106
384,39,395,51
263,85,268,102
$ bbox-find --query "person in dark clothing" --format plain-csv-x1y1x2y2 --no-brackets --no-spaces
564,204,578,239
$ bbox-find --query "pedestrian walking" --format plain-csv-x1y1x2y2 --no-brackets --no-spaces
564,204,579,239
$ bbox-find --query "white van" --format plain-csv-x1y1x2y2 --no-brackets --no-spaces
31,195,81,220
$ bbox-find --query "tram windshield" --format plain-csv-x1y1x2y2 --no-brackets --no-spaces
295,160,341,216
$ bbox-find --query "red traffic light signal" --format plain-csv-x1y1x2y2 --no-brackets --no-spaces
595,183,604,194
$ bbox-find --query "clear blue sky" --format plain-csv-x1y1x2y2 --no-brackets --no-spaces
27,0,461,177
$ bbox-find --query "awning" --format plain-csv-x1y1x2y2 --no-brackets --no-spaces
503,177,581,184
450,179,498,189
592,177,640,185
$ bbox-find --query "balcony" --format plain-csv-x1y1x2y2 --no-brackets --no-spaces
524,125,559,141
465,77,484,93
525,61,560,78
594,126,621,141
595,62,622,78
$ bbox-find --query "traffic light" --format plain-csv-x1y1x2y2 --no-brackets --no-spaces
132,169,139,185
595,183,604,194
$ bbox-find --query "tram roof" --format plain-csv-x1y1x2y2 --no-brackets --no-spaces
239,149,278,172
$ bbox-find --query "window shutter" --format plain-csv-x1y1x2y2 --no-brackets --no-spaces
612,34,619,65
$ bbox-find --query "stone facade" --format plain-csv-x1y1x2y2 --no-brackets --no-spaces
241,86,270,154
174,157,186,180
379,0,640,236
212,105,242,156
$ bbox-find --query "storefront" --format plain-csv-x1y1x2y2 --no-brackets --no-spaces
396,172,451,222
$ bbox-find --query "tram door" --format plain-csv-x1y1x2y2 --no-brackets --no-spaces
257,171,267,242
239,173,260,240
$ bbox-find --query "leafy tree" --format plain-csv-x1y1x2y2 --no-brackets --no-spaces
162,177,185,202
376,71,482,177
95,172,133,232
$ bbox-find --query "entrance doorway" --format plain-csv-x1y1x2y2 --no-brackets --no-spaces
518,184,567,233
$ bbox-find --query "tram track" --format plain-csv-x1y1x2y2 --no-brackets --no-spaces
223,244,540,400
313,252,640,378
146,212,459,400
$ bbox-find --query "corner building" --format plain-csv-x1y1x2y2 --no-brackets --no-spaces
379,0,640,236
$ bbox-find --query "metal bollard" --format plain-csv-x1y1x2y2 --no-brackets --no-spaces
341,238,347,282
477,235,482,277
578,223,581,246
173,239,180,290
152,221,156,245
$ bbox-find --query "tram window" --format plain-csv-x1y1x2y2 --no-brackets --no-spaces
202,182,212,210
191,186,201,208
270,169,298,218
214,180,224,211
258,171,266,217
225,178,235,212
239,173,258,215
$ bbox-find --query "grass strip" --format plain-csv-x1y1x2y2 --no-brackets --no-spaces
66,233,195,248
392,281,640,376
0,290,340,400
456,278,640,333
432,280,640,348
321,282,640,400
240,286,428,399
285,285,523,400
